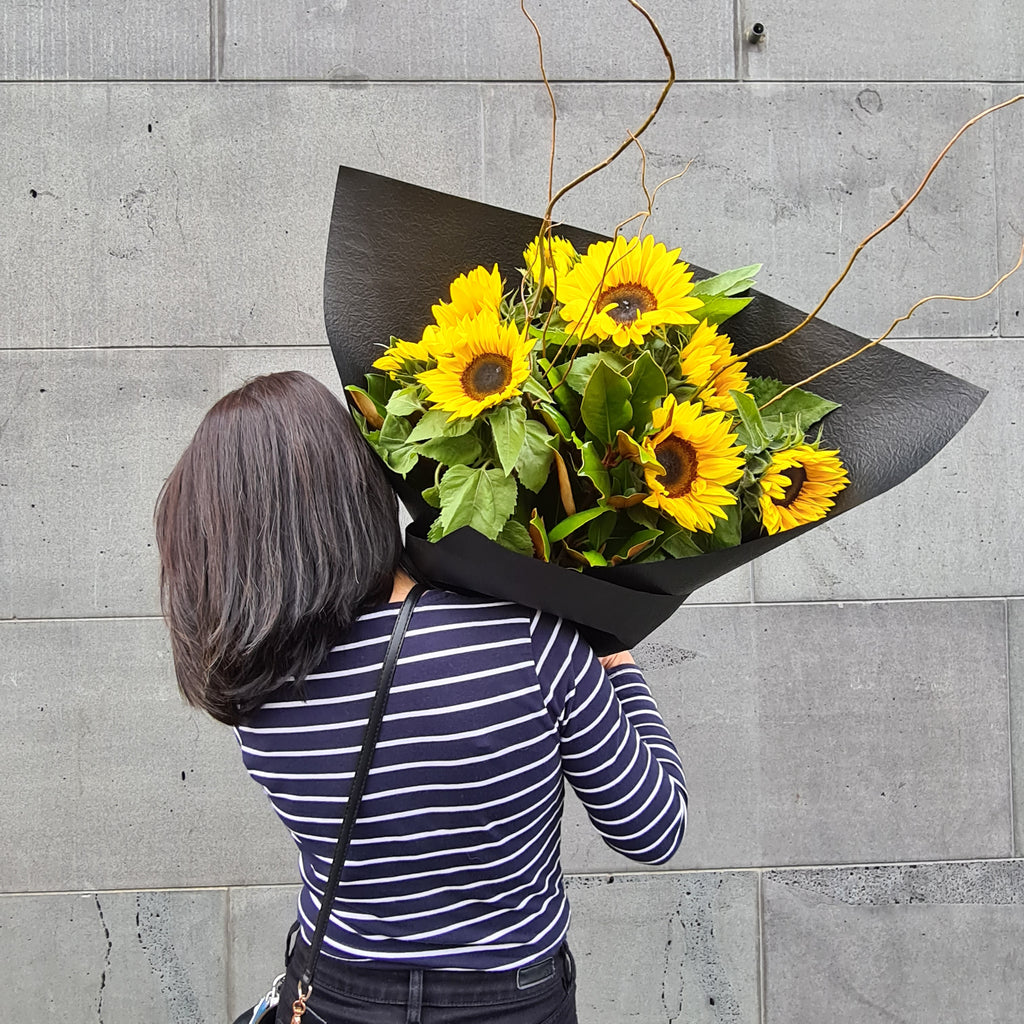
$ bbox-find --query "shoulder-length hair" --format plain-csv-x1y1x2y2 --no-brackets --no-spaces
154,370,402,725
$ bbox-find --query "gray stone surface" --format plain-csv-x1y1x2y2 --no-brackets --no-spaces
0,2,209,81
995,86,1024,338
1,83,483,350
567,871,760,1023
0,618,295,892
1,346,341,619
481,83,1002,341
752,341,1023,602
560,600,1011,871
763,861,1024,1023
739,1,1024,82
2,888,228,1022
227,885,300,1017
220,0,733,82
1009,600,1024,858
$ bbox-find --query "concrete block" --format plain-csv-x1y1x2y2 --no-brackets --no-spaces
1,346,341,619
481,83,1001,340
561,600,1011,871
752,341,1023,602
0,618,295,892
1009,600,1024,857
220,0,733,82
1,83,482,349
2,889,227,1023
995,88,1024,338
227,885,301,1018
566,871,760,1023
763,861,1024,1023
738,0,1024,82
0,1,209,81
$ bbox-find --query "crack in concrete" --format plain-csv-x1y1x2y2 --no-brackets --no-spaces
93,893,112,1024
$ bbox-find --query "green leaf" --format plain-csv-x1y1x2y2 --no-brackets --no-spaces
489,403,528,476
497,518,535,557
625,351,668,434
730,390,771,454
659,525,704,558
578,549,609,567
417,433,483,466
705,503,742,551
563,352,628,395
345,385,385,429
382,445,419,475
407,408,474,442
427,513,445,542
529,509,551,561
378,413,412,451
576,439,611,498
522,374,551,401
690,264,761,298
588,510,618,551
364,372,393,406
516,420,556,492
538,403,573,442
438,465,518,540
581,361,633,445
610,528,662,564
385,387,423,416
548,506,608,543
691,294,753,326
749,377,841,435
421,485,441,509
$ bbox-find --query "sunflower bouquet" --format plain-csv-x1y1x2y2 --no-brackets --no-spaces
347,231,850,570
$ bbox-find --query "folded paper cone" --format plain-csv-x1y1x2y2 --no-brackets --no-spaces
324,166,986,652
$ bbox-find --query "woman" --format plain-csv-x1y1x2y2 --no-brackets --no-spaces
156,370,687,1024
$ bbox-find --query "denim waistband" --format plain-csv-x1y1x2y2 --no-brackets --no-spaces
288,938,574,1008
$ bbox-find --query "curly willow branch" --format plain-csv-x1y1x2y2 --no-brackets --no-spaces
738,92,1024,363
759,235,1024,411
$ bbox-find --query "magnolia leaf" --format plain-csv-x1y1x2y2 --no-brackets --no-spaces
489,403,528,476
551,447,576,515
692,295,753,326
690,264,761,297
625,351,668,434
407,408,474,442
417,433,483,466
579,549,609,567
346,386,384,430
538,402,574,442
609,528,661,565
616,429,662,469
516,420,555,492
363,372,393,406
564,352,628,395
522,375,551,401
438,465,518,540
529,509,551,561
548,506,607,543
581,361,633,445
604,492,647,509
497,518,535,557
730,390,771,454
576,439,611,498
587,510,618,551
385,387,423,417
749,377,841,435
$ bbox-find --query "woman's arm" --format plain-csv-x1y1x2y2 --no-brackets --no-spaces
532,614,687,864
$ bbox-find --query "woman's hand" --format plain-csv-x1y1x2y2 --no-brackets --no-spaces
599,650,636,670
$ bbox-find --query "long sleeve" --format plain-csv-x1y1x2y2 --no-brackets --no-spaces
530,612,687,864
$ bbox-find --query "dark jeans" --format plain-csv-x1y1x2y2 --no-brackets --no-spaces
274,939,578,1024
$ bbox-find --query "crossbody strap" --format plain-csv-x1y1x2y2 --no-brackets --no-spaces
292,583,427,1016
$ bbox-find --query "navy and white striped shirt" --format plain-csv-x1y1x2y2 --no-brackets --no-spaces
236,589,686,971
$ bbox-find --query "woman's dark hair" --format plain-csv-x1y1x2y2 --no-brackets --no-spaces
154,370,403,725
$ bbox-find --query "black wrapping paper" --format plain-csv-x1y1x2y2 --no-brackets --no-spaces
324,166,986,652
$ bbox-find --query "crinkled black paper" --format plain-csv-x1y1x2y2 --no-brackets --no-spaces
324,166,986,652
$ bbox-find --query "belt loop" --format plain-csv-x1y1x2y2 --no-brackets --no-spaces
406,968,424,1024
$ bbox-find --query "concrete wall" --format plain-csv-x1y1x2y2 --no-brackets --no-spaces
1,3,1021,1021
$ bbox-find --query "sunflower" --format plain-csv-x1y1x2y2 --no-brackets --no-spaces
635,395,746,533
679,320,749,411
758,445,850,534
523,234,578,293
417,317,535,420
372,337,436,377
431,264,504,330
556,235,703,347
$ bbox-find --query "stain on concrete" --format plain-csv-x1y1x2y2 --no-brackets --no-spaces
135,892,203,1023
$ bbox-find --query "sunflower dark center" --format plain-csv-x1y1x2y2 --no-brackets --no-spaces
775,465,808,507
461,354,513,400
597,283,658,324
655,437,698,498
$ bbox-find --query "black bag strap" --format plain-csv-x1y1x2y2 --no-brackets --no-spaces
295,583,427,1002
